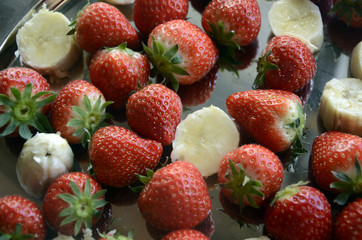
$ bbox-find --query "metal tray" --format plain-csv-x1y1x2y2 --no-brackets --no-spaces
0,0,361,239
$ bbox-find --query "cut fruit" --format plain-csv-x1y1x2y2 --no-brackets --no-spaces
16,132,74,199
16,7,81,80
351,41,362,80
268,0,324,53
171,105,240,177
319,78,362,136
105,0,134,5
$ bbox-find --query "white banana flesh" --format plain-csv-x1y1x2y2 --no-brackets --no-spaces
351,41,362,80
268,0,324,53
16,7,81,80
16,132,74,199
319,78,362,136
171,105,240,177
105,0,134,5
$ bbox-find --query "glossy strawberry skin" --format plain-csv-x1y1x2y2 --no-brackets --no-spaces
0,195,47,240
264,186,332,240
49,80,107,144
89,45,150,109
138,161,212,231
218,144,284,207
202,0,261,46
126,84,182,146
43,172,105,236
0,67,51,115
333,0,362,28
334,198,362,240
311,131,362,192
148,20,219,85
226,89,305,153
76,2,140,53
256,35,317,93
161,229,210,240
133,0,189,36
89,126,163,187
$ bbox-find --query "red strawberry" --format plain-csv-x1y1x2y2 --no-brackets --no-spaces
331,0,362,28
226,89,306,153
89,126,163,187
137,161,212,231
126,84,182,146
264,183,333,240
161,229,210,240
334,198,362,240
202,0,261,47
0,67,56,139
0,195,47,240
254,35,317,93
218,144,284,209
71,2,141,53
311,131,362,204
49,79,112,146
133,0,189,37
42,172,107,236
89,43,150,109
177,64,218,107
143,19,219,89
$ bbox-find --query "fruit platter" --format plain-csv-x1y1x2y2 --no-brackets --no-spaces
0,0,361,239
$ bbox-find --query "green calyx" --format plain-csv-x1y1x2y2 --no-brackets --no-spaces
106,42,135,56
0,223,33,240
142,36,190,92
0,83,56,139
221,159,264,211
253,49,279,89
269,181,308,206
330,156,362,205
98,229,134,240
330,0,362,26
207,21,242,76
67,1,89,35
57,178,107,236
130,168,155,193
67,95,113,148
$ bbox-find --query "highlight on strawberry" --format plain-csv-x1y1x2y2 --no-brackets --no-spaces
0,67,56,139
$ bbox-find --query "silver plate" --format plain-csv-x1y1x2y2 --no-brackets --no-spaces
0,0,361,239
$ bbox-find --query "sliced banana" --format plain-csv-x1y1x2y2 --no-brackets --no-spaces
319,78,362,136
16,132,74,199
351,41,362,80
16,7,81,80
268,0,324,53
171,105,240,177
105,0,134,5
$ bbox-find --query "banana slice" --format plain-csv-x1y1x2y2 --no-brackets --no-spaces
351,41,362,80
319,78,362,136
16,132,74,199
105,0,134,5
16,7,81,80
268,0,324,53
171,105,240,177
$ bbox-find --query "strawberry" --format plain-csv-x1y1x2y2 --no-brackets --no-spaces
218,144,284,210
0,195,47,240
310,131,362,205
177,64,218,107
226,89,306,153
133,0,189,37
143,19,219,90
254,35,317,93
89,126,163,187
330,0,362,28
201,0,261,47
126,84,182,146
0,67,56,139
42,172,107,236
334,198,362,240
89,43,150,109
49,79,113,146
70,2,141,53
137,161,212,231
161,229,210,240
264,183,333,240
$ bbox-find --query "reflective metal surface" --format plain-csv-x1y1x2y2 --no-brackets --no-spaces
0,0,361,239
